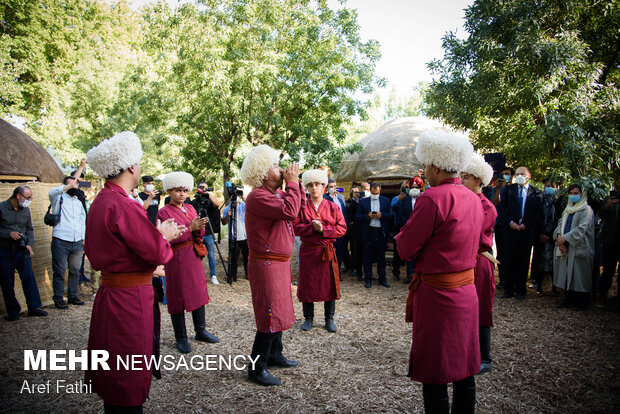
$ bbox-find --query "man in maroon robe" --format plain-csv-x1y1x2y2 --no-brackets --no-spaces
240,144,303,386
157,171,219,354
462,154,498,374
396,130,483,413
294,169,347,332
85,131,185,413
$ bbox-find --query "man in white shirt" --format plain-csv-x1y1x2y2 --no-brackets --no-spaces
49,162,88,309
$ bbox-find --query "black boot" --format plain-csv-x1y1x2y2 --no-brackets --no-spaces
191,306,219,343
248,332,280,386
268,331,298,368
452,376,476,414
479,326,492,374
170,313,191,354
301,302,314,331
422,383,449,414
324,300,337,333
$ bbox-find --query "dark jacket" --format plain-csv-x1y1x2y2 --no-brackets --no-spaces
356,195,393,241
0,199,35,248
394,196,416,229
499,184,543,244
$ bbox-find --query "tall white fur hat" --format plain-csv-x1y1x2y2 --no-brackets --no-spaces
463,153,494,186
301,169,328,187
240,144,280,189
415,130,473,173
87,131,143,178
162,171,194,192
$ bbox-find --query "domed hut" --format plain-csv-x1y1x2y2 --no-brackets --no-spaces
0,118,65,315
334,116,465,197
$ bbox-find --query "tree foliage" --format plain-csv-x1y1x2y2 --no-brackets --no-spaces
425,0,620,194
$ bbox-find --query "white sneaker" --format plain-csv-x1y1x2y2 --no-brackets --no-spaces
210,275,219,285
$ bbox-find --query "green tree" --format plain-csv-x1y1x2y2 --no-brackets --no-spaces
120,0,383,185
425,0,620,194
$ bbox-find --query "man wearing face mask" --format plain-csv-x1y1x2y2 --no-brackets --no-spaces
361,182,371,198
0,185,47,320
138,175,161,225
48,161,89,309
356,182,394,288
499,166,543,300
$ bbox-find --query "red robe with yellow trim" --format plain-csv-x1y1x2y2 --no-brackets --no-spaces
294,198,347,302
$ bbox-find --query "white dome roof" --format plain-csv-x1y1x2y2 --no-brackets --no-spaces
335,116,466,182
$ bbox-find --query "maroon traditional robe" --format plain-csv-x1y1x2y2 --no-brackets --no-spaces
476,193,497,327
396,177,484,384
294,198,347,302
245,181,303,332
156,203,209,314
84,181,173,406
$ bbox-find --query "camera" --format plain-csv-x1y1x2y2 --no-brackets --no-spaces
78,181,92,188
17,235,29,249
192,192,212,218
225,182,244,198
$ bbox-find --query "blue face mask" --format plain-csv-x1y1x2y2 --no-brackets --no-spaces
569,194,581,203
503,174,511,182
544,187,556,195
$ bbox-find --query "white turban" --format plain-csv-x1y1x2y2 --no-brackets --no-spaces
415,130,473,173
162,171,194,192
87,131,143,178
301,169,328,187
240,145,280,189
463,153,494,186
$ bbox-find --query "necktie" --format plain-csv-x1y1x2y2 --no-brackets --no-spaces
518,187,524,222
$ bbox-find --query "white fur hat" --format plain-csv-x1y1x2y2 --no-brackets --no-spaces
301,169,328,187
415,130,473,173
87,131,143,178
463,153,494,186
240,144,280,188
162,171,194,192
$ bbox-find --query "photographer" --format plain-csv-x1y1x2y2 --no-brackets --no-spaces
192,181,221,285
222,189,248,281
138,175,161,225
48,161,89,309
0,185,47,320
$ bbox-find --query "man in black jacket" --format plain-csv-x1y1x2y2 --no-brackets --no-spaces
499,166,543,300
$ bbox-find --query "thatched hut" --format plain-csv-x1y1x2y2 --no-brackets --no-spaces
334,116,464,197
0,118,65,316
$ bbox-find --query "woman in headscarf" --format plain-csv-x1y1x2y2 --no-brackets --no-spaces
157,172,219,353
553,184,595,309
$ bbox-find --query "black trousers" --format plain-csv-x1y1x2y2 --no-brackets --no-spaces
229,239,249,280
599,242,620,298
363,228,387,283
350,234,364,275
504,230,533,296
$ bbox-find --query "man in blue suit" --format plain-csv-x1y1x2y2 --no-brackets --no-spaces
324,179,348,276
356,182,393,288
499,166,543,300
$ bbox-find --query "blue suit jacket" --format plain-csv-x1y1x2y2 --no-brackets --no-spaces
393,196,415,229
356,195,393,241
324,193,348,223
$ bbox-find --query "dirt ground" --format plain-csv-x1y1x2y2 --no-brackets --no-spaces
0,244,618,414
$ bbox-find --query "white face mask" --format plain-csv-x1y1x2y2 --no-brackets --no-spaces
19,197,31,208
410,188,420,197
515,175,527,185
145,184,154,192
364,190,370,197
328,187,335,194
370,194,379,200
